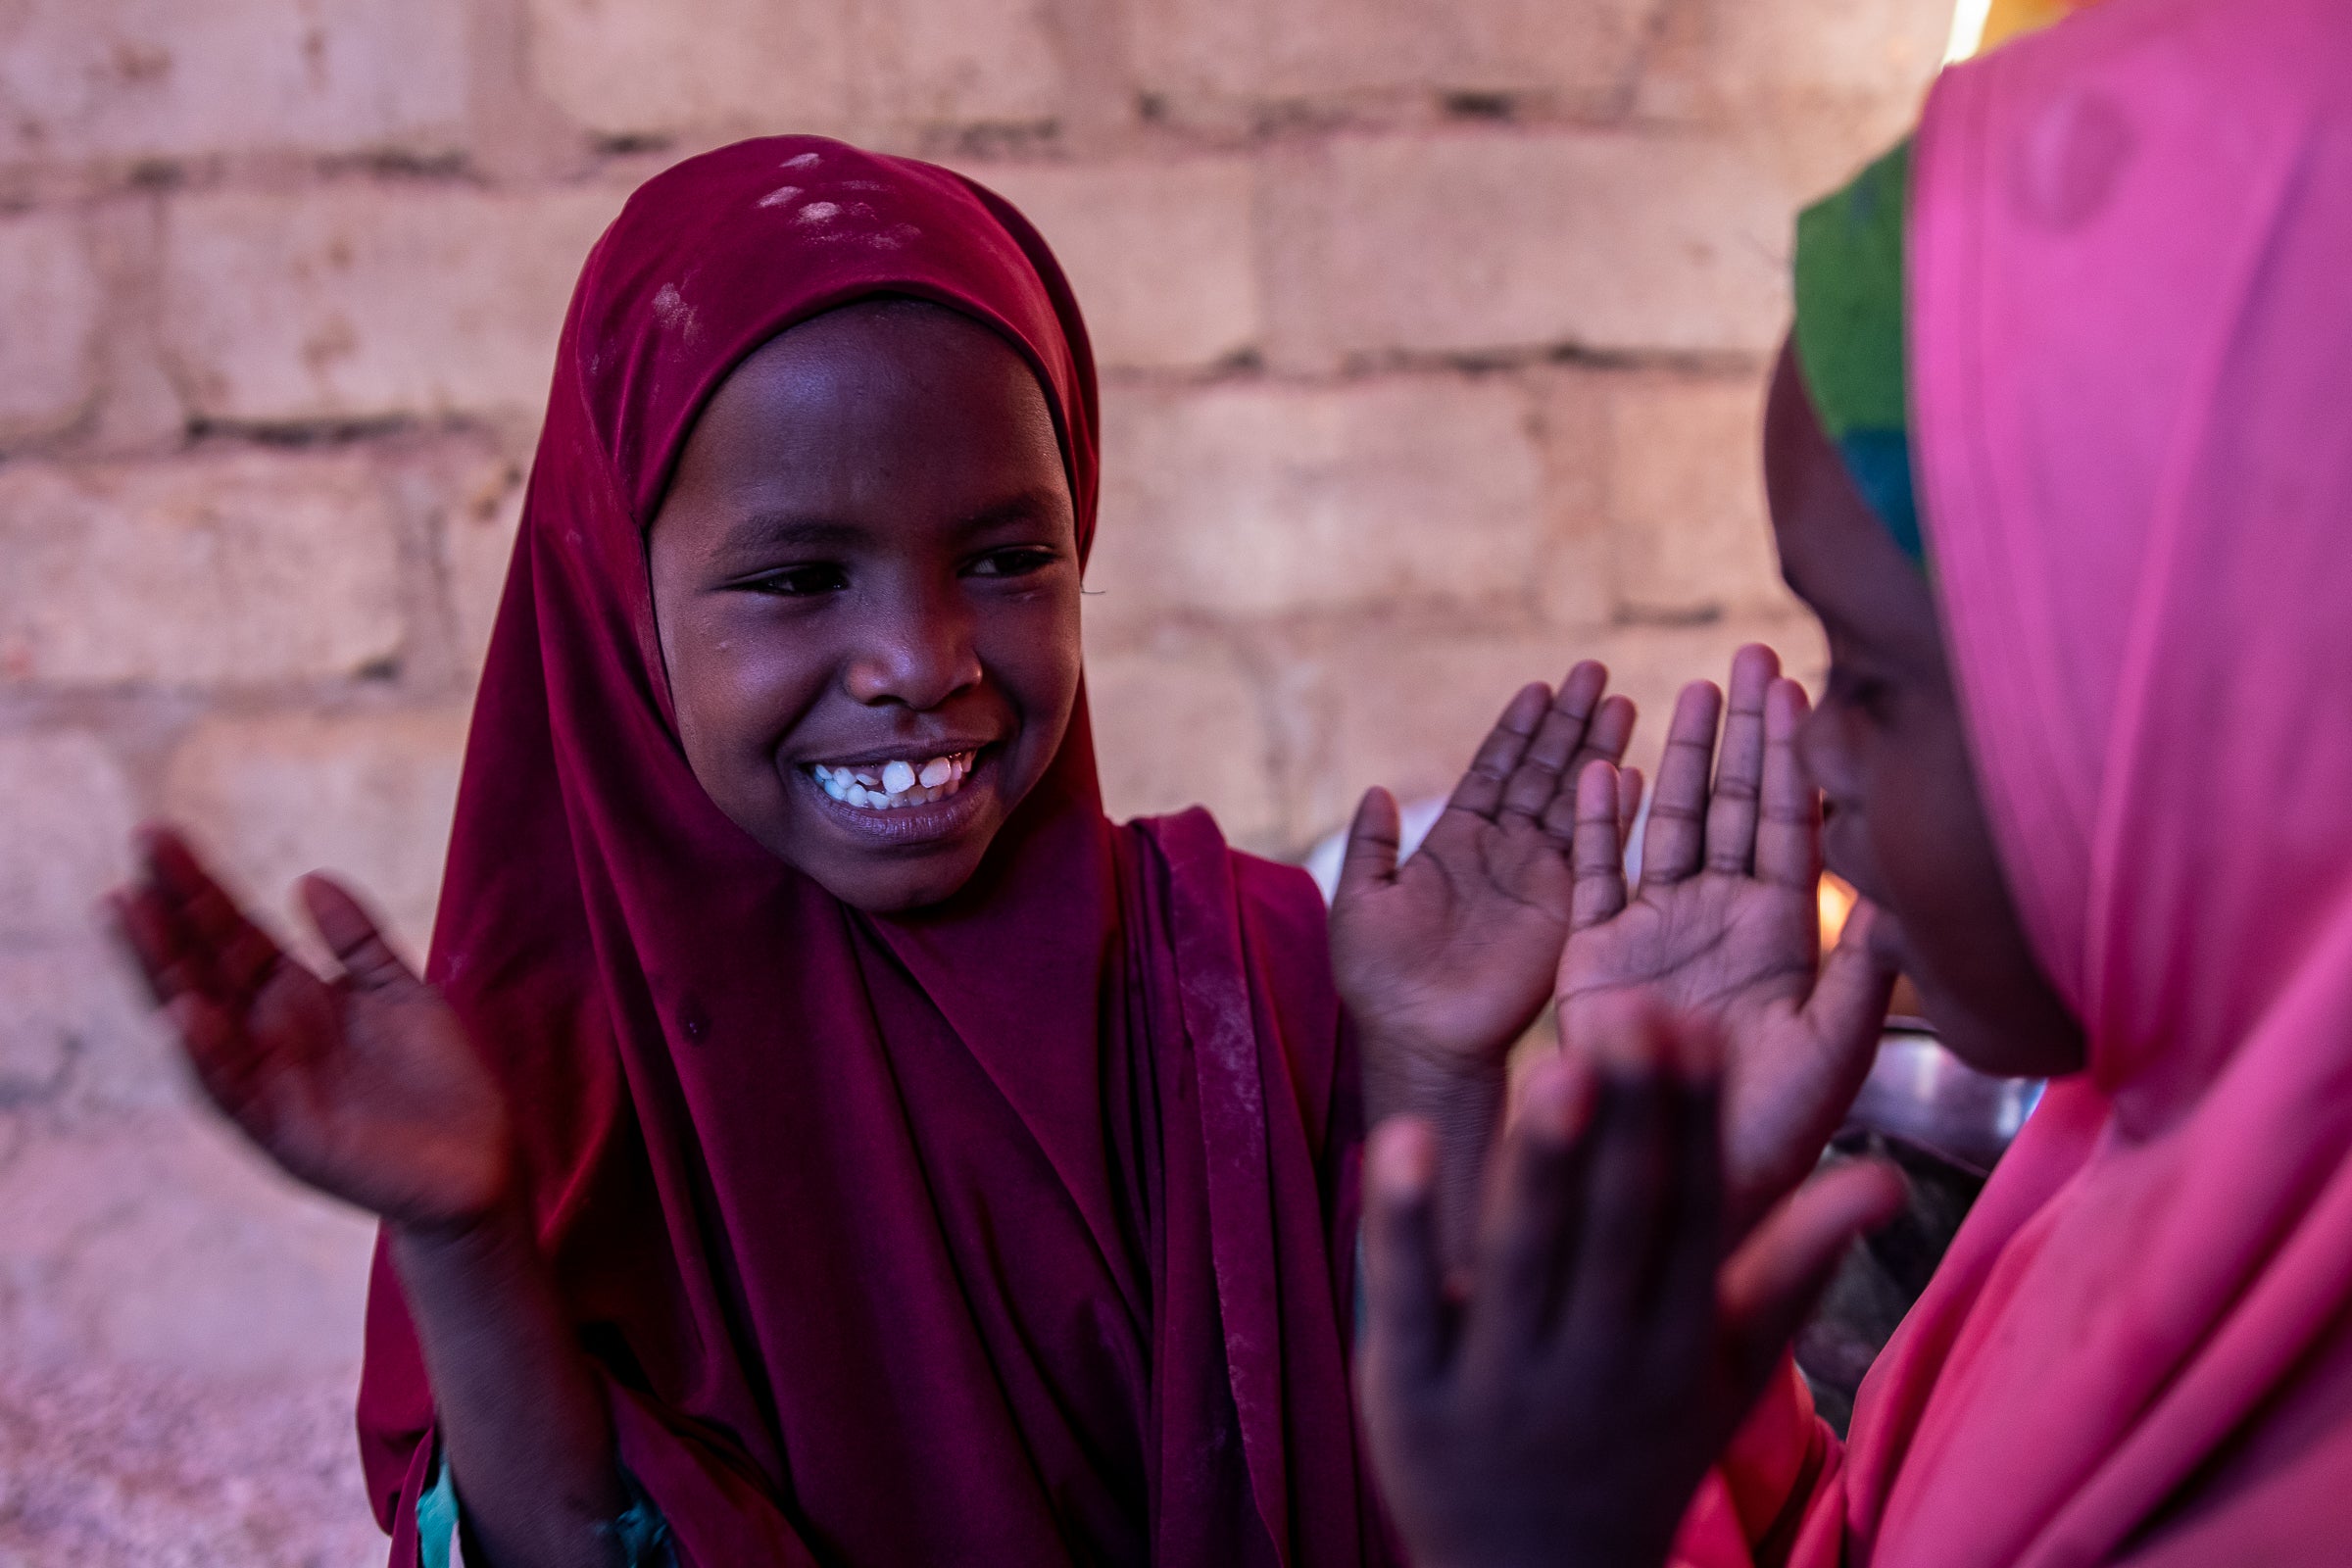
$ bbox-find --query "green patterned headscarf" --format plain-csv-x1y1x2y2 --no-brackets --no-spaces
1792,136,1924,564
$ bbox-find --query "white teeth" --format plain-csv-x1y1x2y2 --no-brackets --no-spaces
811,752,975,811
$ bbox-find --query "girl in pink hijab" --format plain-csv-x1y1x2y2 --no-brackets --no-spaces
1356,0,2352,1562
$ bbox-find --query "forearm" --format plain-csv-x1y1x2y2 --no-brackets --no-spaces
391,1203,629,1568
1364,1037,1507,1274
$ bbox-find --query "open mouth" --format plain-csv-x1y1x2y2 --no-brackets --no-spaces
808,750,977,811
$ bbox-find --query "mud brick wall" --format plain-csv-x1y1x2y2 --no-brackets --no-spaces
0,0,1946,1558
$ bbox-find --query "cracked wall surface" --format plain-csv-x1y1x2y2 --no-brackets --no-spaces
0,0,1947,1559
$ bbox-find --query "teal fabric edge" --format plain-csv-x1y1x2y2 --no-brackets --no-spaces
1837,428,1925,562
416,1442,677,1568
418,1446,461,1568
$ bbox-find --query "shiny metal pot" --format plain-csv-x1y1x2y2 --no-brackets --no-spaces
1840,1022,2044,1177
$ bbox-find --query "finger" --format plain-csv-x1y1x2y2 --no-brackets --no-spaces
107,887,201,1007
1703,646,1780,876
1499,663,1607,820
1615,765,1643,847
1336,787,1403,907
1718,903,1898,1239
301,875,418,992
1719,1161,1904,1399
1446,683,1550,822
1802,900,1899,1051
1639,683,1723,888
168,987,274,1123
1653,1020,1728,1359
1753,678,1821,890
113,886,274,1121
1538,690,1637,841
1558,998,1679,1333
1460,1054,1598,1383
1770,898,1901,1148
1361,1118,1452,1388
1568,760,1629,931
1572,693,1638,777
138,826,285,1004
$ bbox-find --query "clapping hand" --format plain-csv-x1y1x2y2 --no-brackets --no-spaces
1559,645,1897,1237
1331,663,1638,1261
110,827,512,1234
1357,999,1901,1568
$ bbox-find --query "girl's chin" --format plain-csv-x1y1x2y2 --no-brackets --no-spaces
1908,975,2061,1080
821,858,989,914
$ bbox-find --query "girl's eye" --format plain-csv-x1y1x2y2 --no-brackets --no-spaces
965,546,1059,579
746,564,848,597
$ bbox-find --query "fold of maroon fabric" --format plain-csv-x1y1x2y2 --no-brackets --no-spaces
1681,1,2352,1563
355,135,1381,1568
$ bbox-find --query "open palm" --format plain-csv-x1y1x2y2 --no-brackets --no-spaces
1333,662,1638,1079
112,828,511,1233
1559,646,1896,1237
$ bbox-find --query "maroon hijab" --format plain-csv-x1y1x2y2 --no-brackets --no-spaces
355,136,1382,1567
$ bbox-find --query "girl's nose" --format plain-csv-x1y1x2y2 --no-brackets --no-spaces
843,599,981,710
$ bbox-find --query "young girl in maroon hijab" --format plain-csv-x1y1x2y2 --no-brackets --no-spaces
111,136,1636,1567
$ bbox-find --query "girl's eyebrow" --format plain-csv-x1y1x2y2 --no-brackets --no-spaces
954,485,1069,536
720,486,1069,553
726,513,863,549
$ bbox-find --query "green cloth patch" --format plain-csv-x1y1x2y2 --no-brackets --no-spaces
1792,136,1924,563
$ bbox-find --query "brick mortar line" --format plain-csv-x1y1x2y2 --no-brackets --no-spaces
0,80,1919,210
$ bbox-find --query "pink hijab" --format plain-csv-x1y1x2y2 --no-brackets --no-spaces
1689,0,2352,1561
353,137,1382,1567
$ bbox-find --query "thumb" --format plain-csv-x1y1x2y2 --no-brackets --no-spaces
299,875,416,991
1338,786,1403,900
1798,898,1901,1069
1718,1160,1903,1400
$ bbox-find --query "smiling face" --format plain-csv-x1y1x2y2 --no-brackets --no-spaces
1763,343,2084,1079
647,299,1083,913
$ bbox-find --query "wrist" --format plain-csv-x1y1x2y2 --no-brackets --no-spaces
387,1109,522,1247
389,1181,531,1260
1363,1030,1507,1125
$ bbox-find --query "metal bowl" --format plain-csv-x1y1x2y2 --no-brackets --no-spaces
1840,1022,2044,1177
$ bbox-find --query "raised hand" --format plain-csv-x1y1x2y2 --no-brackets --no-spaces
1331,663,1637,1261
1560,645,1897,1237
110,827,511,1233
1357,999,1900,1568
1333,662,1638,1076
